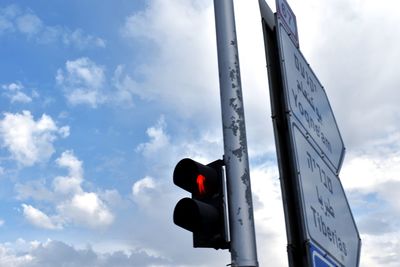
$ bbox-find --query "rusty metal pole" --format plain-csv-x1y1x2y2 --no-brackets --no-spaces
213,0,258,266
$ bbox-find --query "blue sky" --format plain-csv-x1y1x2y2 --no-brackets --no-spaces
0,0,399,266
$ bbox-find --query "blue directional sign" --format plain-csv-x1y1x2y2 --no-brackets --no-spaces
309,242,338,267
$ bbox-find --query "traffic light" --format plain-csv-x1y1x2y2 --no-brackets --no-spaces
173,158,229,249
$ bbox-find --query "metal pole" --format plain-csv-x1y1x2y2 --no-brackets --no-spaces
213,1,258,266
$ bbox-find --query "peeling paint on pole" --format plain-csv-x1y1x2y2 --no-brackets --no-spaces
213,0,258,266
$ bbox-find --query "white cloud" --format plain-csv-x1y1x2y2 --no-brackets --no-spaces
21,150,115,229
57,192,114,228
58,126,70,138
132,176,156,196
0,17,13,34
342,152,400,194
136,116,169,157
341,146,400,220
10,92,32,104
0,5,19,34
16,13,42,36
15,180,53,202
52,151,114,227
2,82,34,104
57,60,153,108
0,111,69,166
0,219,4,227
2,82,23,91
121,0,221,121
54,150,83,190
56,57,107,107
250,162,288,267
21,204,61,230
99,189,124,209
62,29,106,49
0,245,33,267
131,177,158,209
111,65,139,107
136,116,224,168
52,172,82,196
56,150,82,172
60,58,104,99
0,240,169,267
121,0,273,158
0,5,105,49
359,233,400,267
338,150,400,266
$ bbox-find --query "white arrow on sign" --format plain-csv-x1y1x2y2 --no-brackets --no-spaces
277,22,345,173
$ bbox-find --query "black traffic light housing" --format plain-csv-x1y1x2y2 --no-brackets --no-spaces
173,158,229,250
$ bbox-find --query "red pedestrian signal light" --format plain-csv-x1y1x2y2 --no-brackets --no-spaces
173,158,229,249
196,174,206,195
173,158,220,198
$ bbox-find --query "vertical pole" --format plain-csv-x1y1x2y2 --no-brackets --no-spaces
213,1,258,266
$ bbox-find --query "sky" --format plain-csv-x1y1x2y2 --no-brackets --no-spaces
0,0,399,266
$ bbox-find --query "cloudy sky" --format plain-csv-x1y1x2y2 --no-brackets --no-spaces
0,0,399,266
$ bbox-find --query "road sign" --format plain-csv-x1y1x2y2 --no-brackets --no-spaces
260,0,361,265
309,243,338,267
276,18,361,266
277,21,345,173
292,124,361,266
276,0,298,46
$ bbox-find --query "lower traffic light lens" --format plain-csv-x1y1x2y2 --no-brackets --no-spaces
173,198,219,232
